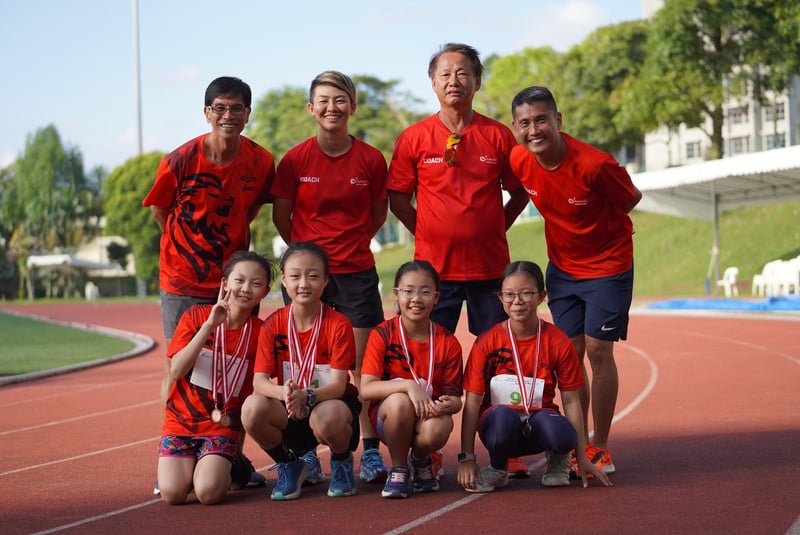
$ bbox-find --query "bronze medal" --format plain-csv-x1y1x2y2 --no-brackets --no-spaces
211,408,223,423
219,412,231,428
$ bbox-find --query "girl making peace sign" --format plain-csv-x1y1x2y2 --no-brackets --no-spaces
158,251,275,505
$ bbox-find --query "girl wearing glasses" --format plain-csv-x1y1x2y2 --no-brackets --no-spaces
359,260,463,499
457,261,612,493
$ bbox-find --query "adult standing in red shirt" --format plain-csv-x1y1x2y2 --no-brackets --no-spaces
508,86,642,478
143,76,276,490
270,71,389,485
388,43,529,339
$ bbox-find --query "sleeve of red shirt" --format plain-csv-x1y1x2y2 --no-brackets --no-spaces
437,331,464,398
141,156,177,209
270,147,299,200
386,130,417,193
361,323,389,378
254,309,281,377
592,158,639,207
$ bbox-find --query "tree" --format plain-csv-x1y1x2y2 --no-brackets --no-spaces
101,152,164,292
246,86,315,161
476,47,561,123
556,20,650,154
630,0,800,159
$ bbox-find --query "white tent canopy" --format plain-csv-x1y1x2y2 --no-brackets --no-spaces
26,254,123,271
630,144,800,287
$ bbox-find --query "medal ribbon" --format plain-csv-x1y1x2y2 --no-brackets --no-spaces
287,303,324,388
506,318,542,416
397,315,435,393
211,316,253,410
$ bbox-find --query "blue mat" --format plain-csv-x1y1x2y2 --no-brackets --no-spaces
647,295,800,311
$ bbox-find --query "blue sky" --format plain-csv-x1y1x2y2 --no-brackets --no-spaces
1,0,643,172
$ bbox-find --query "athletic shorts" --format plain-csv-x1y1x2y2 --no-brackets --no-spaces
281,267,385,329
545,263,633,341
281,394,362,456
431,279,507,336
158,435,238,462
159,290,215,339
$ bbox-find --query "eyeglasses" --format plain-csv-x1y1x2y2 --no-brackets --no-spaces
498,290,539,303
445,133,461,167
394,287,440,300
206,104,248,115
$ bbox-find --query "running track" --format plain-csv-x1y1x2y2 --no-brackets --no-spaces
1,302,799,535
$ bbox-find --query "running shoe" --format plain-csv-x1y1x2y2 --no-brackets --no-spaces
270,459,308,501
328,454,357,497
410,455,440,493
465,465,509,493
359,447,388,483
301,449,326,485
589,445,616,474
568,449,580,480
230,451,266,490
381,467,410,499
507,456,530,478
541,450,571,487
431,450,444,480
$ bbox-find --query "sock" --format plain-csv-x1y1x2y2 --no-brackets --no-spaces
363,438,379,451
265,443,296,464
331,450,351,461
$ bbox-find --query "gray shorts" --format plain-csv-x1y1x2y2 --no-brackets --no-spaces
159,290,215,339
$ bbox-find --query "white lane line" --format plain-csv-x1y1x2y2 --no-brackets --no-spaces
383,343,658,535
30,499,163,535
0,437,158,476
0,400,158,436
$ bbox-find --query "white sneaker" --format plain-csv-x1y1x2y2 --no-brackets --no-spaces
465,465,509,493
541,450,571,487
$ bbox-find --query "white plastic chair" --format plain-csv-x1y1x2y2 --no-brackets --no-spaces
716,266,739,297
752,260,780,297
775,259,800,295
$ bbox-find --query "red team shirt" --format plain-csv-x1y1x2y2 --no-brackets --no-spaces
271,137,388,274
361,317,463,425
161,305,261,441
463,321,584,421
142,134,275,298
387,114,522,280
509,133,639,279
255,305,359,398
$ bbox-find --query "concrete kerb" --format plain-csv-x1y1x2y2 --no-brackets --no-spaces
0,310,156,387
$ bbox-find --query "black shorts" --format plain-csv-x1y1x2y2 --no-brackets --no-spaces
281,394,362,456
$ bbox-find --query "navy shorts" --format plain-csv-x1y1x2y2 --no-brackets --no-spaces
432,279,506,336
545,263,633,341
281,394,362,456
281,267,385,329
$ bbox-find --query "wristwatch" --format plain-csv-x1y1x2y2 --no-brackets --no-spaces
457,452,476,463
304,388,316,409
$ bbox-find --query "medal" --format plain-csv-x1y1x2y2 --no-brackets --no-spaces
219,412,231,428
211,408,223,423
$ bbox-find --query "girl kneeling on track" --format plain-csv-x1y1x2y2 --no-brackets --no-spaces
359,260,463,499
241,241,361,500
158,251,275,505
457,260,613,492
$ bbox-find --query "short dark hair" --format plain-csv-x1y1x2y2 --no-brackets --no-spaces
394,260,441,292
511,86,558,117
280,241,330,276
428,43,483,79
501,261,545,293
205,76,252,107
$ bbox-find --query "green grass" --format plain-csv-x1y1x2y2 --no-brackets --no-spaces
0,312,135,375
374,199,800,298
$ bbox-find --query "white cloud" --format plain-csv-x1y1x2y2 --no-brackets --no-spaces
0,149,15,168
512,0,612,52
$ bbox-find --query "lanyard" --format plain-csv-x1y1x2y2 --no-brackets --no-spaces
211,316,252,410
287,304,324,388
397,315,435,393
506,318,541,416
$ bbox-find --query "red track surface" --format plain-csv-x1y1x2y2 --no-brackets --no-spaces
1,302,799,534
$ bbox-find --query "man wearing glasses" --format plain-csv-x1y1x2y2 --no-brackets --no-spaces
387,43,528,340
143,76,276,491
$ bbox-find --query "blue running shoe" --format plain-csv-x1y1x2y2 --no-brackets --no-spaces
381,467,410,499
301,449,326,485
359,447,387,483
270,459,308,501
328,454,357,497
410,455,439,493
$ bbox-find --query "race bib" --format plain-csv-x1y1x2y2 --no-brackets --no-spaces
282,362,332,388
489,374,544,409
190,348,247,397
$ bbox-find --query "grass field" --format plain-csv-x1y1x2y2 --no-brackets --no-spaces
0,312,135,375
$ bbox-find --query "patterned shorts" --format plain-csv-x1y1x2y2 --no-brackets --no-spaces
159,435,238,462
